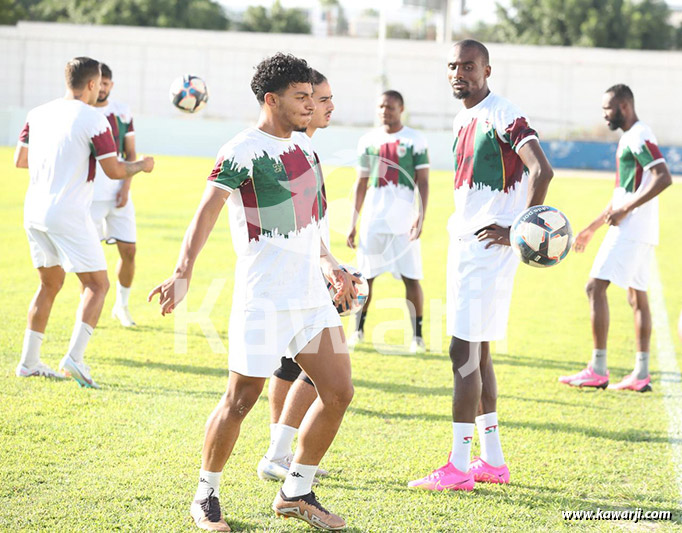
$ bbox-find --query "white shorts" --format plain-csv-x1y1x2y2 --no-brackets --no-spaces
26,225,106,273
590,228,653,291
228,303,343,378
357,231,423,280
446,234,520,342
91,199,137,244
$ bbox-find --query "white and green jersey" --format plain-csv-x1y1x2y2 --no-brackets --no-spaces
357,126,429,235
208,127,329,310
612,121,665,245
93,100,135,201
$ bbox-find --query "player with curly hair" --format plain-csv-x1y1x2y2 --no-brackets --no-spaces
150,53,354,532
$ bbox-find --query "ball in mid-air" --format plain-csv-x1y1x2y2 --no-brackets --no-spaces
169,75,208,113
510,205,572,267
326,265,369,317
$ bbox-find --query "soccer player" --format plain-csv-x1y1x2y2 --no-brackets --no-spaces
347,90,429,353
258,69,334,483
149,54,354,532
14,57,154,388
91,63,142,327
409,40,553,490
559,84,672,392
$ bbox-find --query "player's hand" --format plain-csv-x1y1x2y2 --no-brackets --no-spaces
605,206,628,226
326,265,360,313
141,156,155,173
573,228,594,253
346,227,357,249
147,274,189,316
115,187,129,208
476,224,510,248
409,216,423,241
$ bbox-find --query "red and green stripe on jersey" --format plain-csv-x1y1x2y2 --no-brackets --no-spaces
104,112,134,157
209,145,325,241
453,117,537,192
616,140,664,192
361,140,428,190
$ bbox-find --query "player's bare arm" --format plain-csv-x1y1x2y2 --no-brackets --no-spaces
346,173,369,248
477,139,553,249
573,201,612,253
410,167,429,241
519,139,554,207
116,134,138,208
605,161,672,226
148,184,228,315
14,144,28,168
99,153,154,181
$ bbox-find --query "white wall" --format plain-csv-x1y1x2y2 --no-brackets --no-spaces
3,21,682,159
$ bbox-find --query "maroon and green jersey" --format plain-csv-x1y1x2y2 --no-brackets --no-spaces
208,128,329,309
93,99,135,201
450,92,538,236
357,126,429,235
611,121,665,245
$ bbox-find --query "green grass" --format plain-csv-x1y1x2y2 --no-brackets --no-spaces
1,146,681,532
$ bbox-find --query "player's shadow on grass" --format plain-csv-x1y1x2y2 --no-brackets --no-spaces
347,405,449,423
353,378,451,397
353,345,446,361
505,419,678,444
492,352,630,373
111,357,227,378
501,394,609,410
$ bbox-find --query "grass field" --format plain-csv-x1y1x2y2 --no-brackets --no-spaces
1,146,681,532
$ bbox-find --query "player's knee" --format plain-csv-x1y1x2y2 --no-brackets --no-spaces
585,279,601,299
85,276,110,297
224,387,260,419
119,243,136,263
41,277,64,295
320,382,354,411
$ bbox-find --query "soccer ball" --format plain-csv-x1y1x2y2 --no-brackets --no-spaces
169,75,208,113
326,265,369,317
510,205,572,268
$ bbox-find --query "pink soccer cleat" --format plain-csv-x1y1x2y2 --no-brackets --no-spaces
469,457,510,484
608,373,652,393
558,365,609,389
408,459,474,491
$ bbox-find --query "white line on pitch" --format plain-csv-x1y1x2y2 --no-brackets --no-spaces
650,254,682,505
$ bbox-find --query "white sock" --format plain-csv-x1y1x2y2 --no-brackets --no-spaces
449,422,474,472
66,321,94,364
194,469,222,501
265,423,297,461
281,462,317,498
591,349,607,375
20,329,44,368
116,281,131,308
476,412,505,467
634,351,650,380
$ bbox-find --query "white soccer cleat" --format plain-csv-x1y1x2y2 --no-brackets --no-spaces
16,362,67,379
112,305,136,327
59,355,100,389
409,337,426,354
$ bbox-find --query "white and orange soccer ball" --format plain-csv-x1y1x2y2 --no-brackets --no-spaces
510,205,573,267
169,75,209,113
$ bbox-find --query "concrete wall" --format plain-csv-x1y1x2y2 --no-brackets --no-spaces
3,21,682,169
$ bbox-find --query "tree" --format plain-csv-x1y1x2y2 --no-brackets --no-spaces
2,0,231,30
491,0,673,50
241,0,311,34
